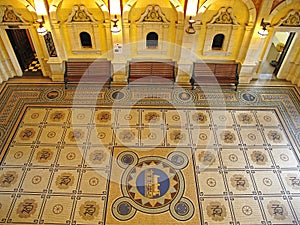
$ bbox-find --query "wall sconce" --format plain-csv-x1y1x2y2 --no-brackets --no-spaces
36,16,47,36
185,16,196,34
111,15,121,33
258,18,270,38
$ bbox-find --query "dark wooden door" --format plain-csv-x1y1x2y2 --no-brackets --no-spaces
6,29,35,71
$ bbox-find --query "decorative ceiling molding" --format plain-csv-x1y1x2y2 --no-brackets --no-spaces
0,5,25,23
278,10,300,27
136,5,169,23
66,4,96,22
209,7,239,25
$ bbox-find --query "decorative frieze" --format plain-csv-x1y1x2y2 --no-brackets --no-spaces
0,5,24,23
279,10,300,27
67,5,96,23
136,5,169,23
209,7,239,25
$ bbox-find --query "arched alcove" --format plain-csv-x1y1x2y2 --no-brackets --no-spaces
146,32,158,48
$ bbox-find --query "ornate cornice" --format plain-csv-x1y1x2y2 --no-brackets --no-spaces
136,5,169,23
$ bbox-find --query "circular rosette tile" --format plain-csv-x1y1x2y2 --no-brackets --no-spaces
112,197,137,221
117,151,139,169
170,197,194,221
120,156,185,214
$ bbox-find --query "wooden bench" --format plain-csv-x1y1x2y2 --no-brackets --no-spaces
128,61,175,87
64,60,112,89
190,62,239,91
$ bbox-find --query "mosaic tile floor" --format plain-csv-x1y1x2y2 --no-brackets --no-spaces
0,83,299,225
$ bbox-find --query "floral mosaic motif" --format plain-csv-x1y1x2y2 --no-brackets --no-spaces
267,130,283,143
0,171,18,187
280,153,289,161
147,132,157,140
124,114,133,120
49,111,65,122
250,151,268,165
31,175,42,184
285,174,300,190
199,133,208,140
66,152,76,160
263,115,272,122
198,151,216,166
242,205,253,216
206,201,227,221
89,177,99,186
230,174,249,191
17,199,38,218
218,115,227,121
30,113,39,119
96,111,111,123
206,178,217,187
52,204,63,214
192,112,207,123
229,154,238,162
77,113,85,120
89,150,107,164
263,177,273,186
55,172,75,189
68,129,85,142
47,131,56,138
237,113,253,124
145,112,160,123
267,200,288,220
97,132,106,139
247,133,257,141
19,128,35,140
170,130,186,142
220,130,236,143
79,201,100,220
36,148,54,163
119,130,135,142
14,151,23,159
172,115,181,121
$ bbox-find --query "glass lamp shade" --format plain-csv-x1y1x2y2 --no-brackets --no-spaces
111,25,121,33
258,28,268,38
37,26,47,36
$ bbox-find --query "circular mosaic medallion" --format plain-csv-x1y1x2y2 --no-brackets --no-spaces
30,113,39,120
117,151,139,169
42,88,64,101
14,151,24,159
170,197,194,221
112,91,125,100
53,204,63,214
240,91,258,103
112,197,137,221
121,156,185,214
173,89,196,104
207,178,217,187
229,154,238,162
242,205,253,216
167,151,189,170
32,175,42,184
280,153,289,162
263,177,272,186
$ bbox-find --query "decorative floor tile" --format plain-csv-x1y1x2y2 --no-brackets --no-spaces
0,84,299,224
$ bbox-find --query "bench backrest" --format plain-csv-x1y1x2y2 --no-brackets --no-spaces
129,61,175,80
65,61,111,77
